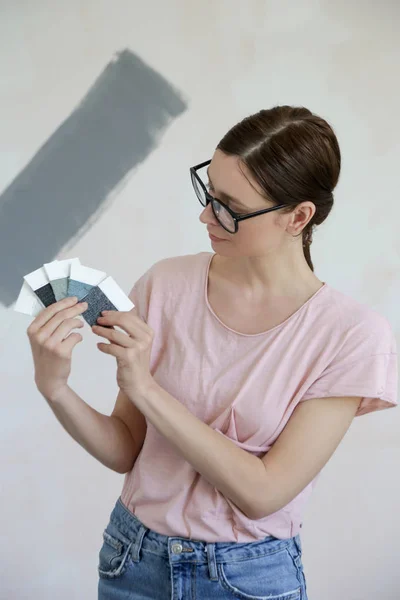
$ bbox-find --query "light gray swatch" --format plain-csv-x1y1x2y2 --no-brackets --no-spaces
51,277,69,301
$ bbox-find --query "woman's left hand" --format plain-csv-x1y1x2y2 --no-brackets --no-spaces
92,309,155,398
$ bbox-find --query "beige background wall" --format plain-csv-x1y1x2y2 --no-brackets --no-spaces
1,1,399,598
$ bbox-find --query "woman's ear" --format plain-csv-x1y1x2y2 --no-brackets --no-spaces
286,202,316,237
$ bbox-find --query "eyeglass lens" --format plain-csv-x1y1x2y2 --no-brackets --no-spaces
191,170,235,233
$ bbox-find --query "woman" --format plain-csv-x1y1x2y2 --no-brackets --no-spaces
28,106,398,600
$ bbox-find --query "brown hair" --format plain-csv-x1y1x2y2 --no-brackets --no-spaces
217,106,341,271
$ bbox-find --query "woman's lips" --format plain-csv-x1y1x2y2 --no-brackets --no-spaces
208,232,226,242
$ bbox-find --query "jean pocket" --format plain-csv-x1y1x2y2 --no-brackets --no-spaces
98,522,133,580
218,547,301,600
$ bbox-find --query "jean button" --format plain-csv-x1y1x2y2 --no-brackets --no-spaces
172,543,183,554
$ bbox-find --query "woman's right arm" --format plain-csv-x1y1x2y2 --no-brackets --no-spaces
27,296,146,474
46,387,146,474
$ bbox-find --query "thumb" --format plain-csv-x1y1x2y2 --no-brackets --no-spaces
62,332,83,354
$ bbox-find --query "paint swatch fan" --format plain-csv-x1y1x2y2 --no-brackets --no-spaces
14,258,134,325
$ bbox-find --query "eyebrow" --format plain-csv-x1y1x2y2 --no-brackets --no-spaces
206,168,248,209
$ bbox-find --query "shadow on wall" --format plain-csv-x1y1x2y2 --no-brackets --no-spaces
0,48,187,307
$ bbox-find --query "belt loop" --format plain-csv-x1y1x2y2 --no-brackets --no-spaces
206,543,218,581
293,534,302,556
292,535,303,569
130,524,148,563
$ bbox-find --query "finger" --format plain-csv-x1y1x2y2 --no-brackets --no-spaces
97,342,126,359
50,318,84,345
128,306,141,319
92,325,132,348
61,332,83,354
97,311,148,337
29,302,88,342
28,296,79,335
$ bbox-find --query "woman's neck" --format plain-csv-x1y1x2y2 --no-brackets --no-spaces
212,249,323,302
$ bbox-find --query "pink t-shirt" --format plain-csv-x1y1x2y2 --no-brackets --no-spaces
120,252,398,542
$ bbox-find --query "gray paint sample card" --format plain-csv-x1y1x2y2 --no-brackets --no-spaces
81,276,134,327
14,260,134,328
44,258,80,301
68,263,106,300
23,265,56,307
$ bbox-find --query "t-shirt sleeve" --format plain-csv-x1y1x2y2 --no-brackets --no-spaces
300,313,398,417
127,266,154,322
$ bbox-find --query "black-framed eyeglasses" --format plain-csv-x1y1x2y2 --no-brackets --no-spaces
190,159,288,234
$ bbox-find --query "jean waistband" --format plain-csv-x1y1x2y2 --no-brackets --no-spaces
109,497,303,582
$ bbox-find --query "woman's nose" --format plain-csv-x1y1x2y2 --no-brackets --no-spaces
199,203,217,225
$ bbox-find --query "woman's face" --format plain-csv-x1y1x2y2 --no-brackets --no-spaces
199,150,291,258
199,149,315,259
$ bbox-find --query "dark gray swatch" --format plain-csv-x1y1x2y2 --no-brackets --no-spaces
0,49,187,306
35,283,56,307
81,286,117,327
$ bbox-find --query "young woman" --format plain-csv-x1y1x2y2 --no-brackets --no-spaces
28,106,398,600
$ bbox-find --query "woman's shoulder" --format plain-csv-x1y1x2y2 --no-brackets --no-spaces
322,284,395,351
134,252,212,291
129,252,212,317
150,251,212,275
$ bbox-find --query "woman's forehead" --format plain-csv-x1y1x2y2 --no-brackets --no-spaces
209,150,267,200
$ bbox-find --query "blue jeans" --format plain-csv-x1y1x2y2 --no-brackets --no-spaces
98,497,308,599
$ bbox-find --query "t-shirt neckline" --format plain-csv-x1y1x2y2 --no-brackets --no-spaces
203,252,328,337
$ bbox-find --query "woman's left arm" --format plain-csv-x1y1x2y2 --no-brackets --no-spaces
128,383,360,520
93,310,361,520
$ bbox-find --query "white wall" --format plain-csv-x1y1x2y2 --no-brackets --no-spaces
1,1,399,598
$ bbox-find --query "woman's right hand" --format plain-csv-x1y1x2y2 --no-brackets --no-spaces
27,296,88,401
